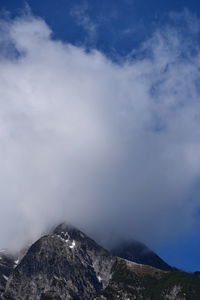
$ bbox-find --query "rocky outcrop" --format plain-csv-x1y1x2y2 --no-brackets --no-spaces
2,224,113,300
0,251,16,294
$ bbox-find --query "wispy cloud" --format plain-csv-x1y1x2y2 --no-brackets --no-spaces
70,1,97,45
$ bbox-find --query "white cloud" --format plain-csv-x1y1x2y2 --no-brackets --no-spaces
0,13,200,250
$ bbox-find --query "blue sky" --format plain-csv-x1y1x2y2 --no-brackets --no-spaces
2,0,200,57
1,0,200,272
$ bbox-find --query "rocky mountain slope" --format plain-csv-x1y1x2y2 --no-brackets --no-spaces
0,251,17,294
0,223,199,300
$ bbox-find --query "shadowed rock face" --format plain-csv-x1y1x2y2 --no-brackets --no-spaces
2,224,114,300
111,240,172,271
0,223,200,300
0,252,16,294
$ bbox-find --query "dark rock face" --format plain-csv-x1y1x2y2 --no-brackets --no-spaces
194,271,200,277
111,240,172,271
0,251,16,294
0,223,199,300
2,224,113,300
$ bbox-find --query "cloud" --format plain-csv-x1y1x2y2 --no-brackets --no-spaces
0,12,200,250
70,2,97,45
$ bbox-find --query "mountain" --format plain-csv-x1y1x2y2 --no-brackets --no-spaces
2,223,113,300
95,258,200,300
111,240,172,271
0,223,199,300
0,251,17,294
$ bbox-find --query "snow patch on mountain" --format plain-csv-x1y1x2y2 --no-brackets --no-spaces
69,240,76,249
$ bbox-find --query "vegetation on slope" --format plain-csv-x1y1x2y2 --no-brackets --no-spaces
97,258,200,299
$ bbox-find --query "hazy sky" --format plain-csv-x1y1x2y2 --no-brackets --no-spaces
0,0,200,271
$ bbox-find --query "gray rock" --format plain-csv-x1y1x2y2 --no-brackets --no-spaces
2,224,114,300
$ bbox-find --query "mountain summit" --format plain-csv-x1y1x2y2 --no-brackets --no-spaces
111,240,172,271
0,223,199,299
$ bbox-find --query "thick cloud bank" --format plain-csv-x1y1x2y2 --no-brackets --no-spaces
0,13,200,250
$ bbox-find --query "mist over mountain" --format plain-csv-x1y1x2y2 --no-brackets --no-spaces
0,223,200,300
0,12,200,257
111,240,173,271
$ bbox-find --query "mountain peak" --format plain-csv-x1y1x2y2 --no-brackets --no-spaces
2,223,113,300
111,240,172,271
